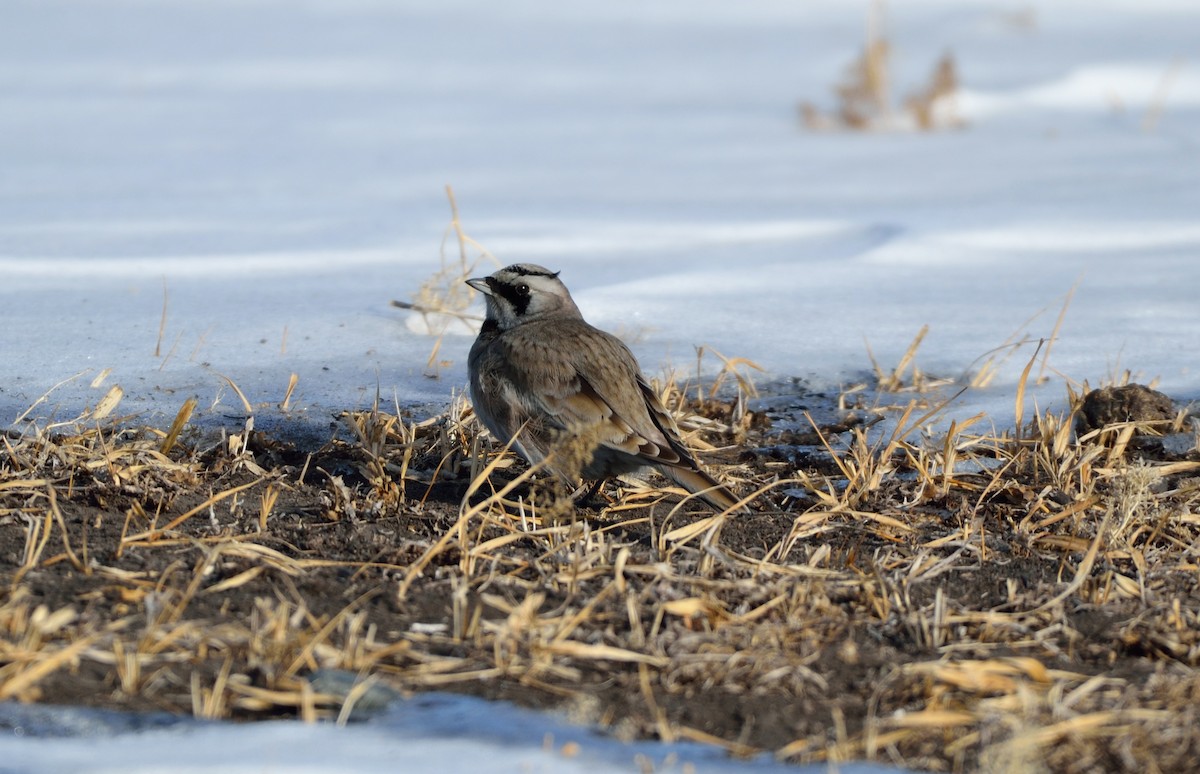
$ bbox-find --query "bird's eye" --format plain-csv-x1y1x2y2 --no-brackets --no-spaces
515,283,530,296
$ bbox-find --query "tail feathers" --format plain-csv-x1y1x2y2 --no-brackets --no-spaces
659,464,750,514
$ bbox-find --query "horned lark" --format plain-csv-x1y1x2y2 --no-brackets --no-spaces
466,263,745,512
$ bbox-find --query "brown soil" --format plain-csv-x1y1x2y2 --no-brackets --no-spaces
2,383,1199,772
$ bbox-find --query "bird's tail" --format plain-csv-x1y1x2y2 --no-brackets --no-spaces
659,464,750,514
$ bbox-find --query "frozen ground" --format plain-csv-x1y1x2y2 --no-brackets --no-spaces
2,0,1199,769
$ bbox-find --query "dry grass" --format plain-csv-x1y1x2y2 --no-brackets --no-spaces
3,334,1200,771
801,1,964,133
2,360,1200,768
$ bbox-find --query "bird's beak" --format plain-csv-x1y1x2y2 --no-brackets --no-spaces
465,277,492,296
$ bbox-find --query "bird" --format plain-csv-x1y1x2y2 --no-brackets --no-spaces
465,263,746,512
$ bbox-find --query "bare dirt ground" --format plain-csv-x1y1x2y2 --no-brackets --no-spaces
2,378,1199,772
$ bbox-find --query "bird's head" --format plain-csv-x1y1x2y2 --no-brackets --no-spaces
466,263,582,330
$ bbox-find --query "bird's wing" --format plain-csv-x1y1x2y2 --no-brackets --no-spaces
633,373,699,467
500,320,745,510
498,320,688,468
555,328,686,467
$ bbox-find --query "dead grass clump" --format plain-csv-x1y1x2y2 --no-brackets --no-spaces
800,2,964,133
391,185,498,376
662,347,770,446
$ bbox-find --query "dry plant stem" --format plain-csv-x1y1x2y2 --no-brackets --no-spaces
1142,57,1184,132
1013,339,1046,444
211,371,254,415
160,398,198,456
281,373,299,411
122,478,264,543
1036,281,1078,384
399,185,499,374
12,370,89,426
868,325,929,392
155,279,169,359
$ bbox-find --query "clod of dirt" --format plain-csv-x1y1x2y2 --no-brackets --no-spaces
1075,384,1175,436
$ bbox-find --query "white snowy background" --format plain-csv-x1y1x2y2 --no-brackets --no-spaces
2,0,1199,770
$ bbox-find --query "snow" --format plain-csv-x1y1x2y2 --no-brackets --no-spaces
2,0,1199,768
1,696,897,774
